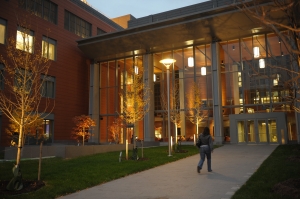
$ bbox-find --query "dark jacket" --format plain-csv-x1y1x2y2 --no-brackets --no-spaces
199,134,213,151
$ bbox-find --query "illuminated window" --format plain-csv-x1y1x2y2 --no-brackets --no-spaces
42,36,56,60
0,18,6,44
41,75,55,98
16,27,34,53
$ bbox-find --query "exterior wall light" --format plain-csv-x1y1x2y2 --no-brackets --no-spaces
259,59,265,68
188,57,194,67
201,67,206,76
253,47,260,58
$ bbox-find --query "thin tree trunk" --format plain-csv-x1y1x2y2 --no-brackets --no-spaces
38,141,43,181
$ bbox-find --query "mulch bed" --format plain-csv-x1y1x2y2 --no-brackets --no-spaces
0,180,45,196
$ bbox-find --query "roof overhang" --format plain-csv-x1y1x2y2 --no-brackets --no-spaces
77,1,288,62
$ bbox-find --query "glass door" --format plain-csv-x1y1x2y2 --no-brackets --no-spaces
268,119,278,143
237,121,245,143
258,120,268,143
246,120,256,143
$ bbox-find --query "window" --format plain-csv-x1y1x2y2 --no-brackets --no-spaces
16,27,34,53
97,28,106,35
42,36,56,60
41,75,55,98
0,63,4,90
64,10,91,38
0,18,6,44
18,0,58,24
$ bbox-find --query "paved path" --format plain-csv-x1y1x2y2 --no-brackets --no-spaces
58,144,278,199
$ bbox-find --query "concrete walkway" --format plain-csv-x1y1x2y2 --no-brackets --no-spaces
58,144,278,199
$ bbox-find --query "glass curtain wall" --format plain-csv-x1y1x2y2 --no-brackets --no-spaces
97,32,297,144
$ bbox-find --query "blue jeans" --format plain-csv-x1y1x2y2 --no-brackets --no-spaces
197,145,212,171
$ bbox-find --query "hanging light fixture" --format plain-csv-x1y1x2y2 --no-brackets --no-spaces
253,47,260,58
188,57,194,67
201,67,206,76
153,74,156,82
259,59,265,68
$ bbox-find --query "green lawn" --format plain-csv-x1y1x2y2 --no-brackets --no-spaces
0,145,201,199
1,144,299,199
232,144,300,199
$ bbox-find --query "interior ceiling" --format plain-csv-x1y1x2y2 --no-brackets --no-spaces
77,3,288,62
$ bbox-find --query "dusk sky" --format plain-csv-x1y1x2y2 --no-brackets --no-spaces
85,0,207,19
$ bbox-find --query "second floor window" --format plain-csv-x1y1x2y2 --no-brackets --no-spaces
42,36,56,60
0,18,6,45
16,27,34,53
64,10,91,38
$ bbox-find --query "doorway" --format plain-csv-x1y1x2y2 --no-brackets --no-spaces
230,112,287,144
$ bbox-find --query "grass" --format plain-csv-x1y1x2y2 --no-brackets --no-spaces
1,144,299,199
0,145,202,199
232,144,300,199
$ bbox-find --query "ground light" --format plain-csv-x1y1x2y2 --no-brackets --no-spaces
159,58,176,156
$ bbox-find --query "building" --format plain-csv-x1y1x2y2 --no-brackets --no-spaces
1,0,299,148
77,0,300,145
0,0,123,146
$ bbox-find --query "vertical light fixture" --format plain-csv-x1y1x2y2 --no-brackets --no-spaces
259,59,265,68
153,74,156,82
188,57,194,67
159,58,176,157
201,67,206,76
253,46,260,58
134,66,138,74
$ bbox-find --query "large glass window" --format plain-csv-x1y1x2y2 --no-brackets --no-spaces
18,0,58,24
16,27,34,53
41,75,55,98
64,10,91,38
42,36,56,60
0,18,6,44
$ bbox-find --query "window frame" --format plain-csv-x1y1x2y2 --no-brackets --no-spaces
16,27,34,53
18,0,58,24
64,10,92,38
41,74,56,98
42,36,57,61
0,18,7,45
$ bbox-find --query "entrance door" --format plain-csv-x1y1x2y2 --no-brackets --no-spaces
237,119,278,143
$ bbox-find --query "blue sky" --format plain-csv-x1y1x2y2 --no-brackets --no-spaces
86,0,207,19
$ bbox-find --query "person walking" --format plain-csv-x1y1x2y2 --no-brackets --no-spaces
197,127,213,173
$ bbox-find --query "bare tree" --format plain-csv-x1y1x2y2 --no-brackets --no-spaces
160,79,182,144
0,19,53,179
119,63,151,149
237,0,300,111
185,81,207,137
